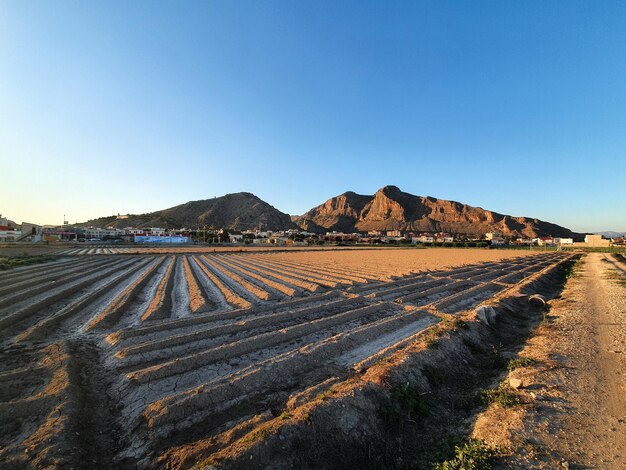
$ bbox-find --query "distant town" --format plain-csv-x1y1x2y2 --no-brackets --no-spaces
0,214,620,248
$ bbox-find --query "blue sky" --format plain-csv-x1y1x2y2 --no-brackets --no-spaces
1,1,624,232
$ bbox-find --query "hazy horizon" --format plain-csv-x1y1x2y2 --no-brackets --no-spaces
3,186,624,235
2,1,625,233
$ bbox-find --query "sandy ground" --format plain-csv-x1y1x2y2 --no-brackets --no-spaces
473,253,626,469
257,248,537,276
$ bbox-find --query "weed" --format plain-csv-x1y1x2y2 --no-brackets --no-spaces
241,426,272,443
443,317,469,330
480,385,521,408
424,325,447,348
507,357,536,371
279,411,292,420
604,271,626,288
382,381,429,425
302,412,313,425
433,439,498,470
561,256,584,280
0,255,56,271
192,456,220,469
395,382,429,418
315,387,336,401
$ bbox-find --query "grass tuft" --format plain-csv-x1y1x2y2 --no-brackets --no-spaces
433,439,498,470
507,357,536,371
480,385,521,408
0,255,56,270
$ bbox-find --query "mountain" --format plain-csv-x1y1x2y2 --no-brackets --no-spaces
294,186,582,239
595,231,626,238
80,192,296,231
79,186,581,239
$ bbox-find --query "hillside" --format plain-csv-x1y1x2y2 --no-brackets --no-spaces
80,192,296,231
79,186,580,239
294,185,581,239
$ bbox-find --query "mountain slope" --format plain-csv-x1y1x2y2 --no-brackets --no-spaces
80,193,296,231
595,231,625,238
294,186,581,239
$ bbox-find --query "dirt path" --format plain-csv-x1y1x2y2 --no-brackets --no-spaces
481,253,626,469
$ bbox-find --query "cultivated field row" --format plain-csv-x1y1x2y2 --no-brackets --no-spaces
0,249,570,468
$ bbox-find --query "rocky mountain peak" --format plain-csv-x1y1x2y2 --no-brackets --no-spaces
296,187,580,239
376,185,403,196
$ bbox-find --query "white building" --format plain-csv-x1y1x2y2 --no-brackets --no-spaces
485,232,505,245
534,237,556,246
0,229,22,241
412,235,434,244
84,228,126,239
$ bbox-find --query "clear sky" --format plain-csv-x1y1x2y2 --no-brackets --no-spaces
1,1,624,232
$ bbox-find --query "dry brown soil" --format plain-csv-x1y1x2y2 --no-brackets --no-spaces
0,247,572,469
473,253,626,469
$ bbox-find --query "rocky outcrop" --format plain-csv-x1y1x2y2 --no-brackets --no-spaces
296,186,581,239
292,191,372,233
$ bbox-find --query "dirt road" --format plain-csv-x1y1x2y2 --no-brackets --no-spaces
483,253,626,468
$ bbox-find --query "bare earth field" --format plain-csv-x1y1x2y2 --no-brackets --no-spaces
0,248,576,469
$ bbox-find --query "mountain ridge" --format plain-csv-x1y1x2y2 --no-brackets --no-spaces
79,192,296,231
293,185,581,239
79,186,581,239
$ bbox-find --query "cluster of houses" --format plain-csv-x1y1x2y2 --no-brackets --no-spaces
31,227,583,247
0,213,623,248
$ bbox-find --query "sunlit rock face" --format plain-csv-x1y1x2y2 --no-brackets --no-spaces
295,185,580,239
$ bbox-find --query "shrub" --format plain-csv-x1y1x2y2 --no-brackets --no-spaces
507,357,536,371
394,382,429,419
465,242,477,248
443,242,454,247
434,439,498,470
381,382,429,425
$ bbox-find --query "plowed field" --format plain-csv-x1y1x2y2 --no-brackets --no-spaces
0,248,570,468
